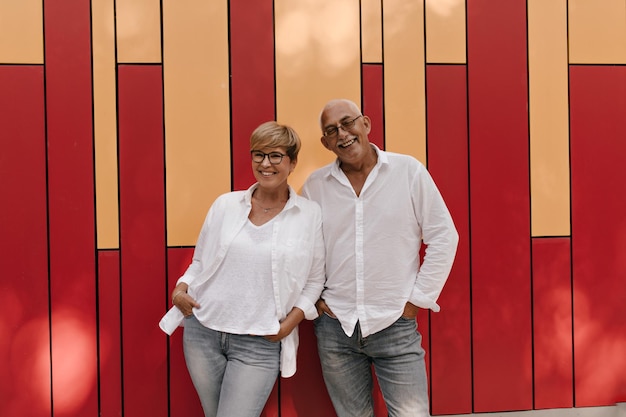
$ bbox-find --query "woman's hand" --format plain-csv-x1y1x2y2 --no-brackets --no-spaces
264,307,305,342
171,283,200,317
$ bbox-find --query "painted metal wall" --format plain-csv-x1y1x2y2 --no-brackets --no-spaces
1,1,625,416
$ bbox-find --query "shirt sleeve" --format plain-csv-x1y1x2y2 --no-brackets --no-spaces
176,198,221,286
408,165,459,311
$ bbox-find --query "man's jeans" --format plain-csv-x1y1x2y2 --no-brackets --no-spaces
183,315,280,417
314,313,430,417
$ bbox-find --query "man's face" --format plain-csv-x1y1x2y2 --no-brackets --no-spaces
320,102,371,161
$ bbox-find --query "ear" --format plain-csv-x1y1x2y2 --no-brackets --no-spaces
289,158,297,173
321,136,331,150
362,115,372,135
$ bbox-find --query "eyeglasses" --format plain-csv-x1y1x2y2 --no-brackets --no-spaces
250,151,287,165
323,115,363,138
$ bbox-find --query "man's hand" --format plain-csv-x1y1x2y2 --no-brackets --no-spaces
316,298,336,318
402,302,419,319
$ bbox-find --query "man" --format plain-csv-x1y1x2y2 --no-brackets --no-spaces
302,99,458,417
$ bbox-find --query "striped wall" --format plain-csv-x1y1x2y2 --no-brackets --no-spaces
0,0,625,416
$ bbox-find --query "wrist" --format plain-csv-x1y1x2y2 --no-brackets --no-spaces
172,290,186,304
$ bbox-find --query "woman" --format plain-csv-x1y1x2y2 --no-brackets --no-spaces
159,121,325,417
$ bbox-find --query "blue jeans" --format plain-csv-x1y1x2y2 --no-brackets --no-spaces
183,315,280,417
314,314,430,417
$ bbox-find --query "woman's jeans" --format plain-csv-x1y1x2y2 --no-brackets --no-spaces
183,315,280,417
314,313,430,417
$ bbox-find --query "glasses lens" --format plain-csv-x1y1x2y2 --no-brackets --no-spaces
251,152,264,162
324,127,339,137
269,153,283,164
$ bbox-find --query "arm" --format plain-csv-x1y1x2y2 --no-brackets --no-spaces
408,166,459,312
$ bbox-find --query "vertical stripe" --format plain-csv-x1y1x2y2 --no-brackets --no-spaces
230,0,276,191
383,0,427,164
532,237,573,409
116,0,162,63
425,0,466,64
275,0,361,191
0,66,50,417
570,65,626,407
362,63,384,149
44,0,99,414
98,250,123,417
163,0,231,246
361,0,383,63
0,0,43,63
118,64,167,417
426,64,472,415
568,0,626,64
528,0,570,237
167,247,204,417
467,0,532,411
93,0,120,249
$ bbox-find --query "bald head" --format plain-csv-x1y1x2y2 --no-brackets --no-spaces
319,99,362,129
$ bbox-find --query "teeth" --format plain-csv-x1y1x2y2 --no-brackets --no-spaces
338,138,355,148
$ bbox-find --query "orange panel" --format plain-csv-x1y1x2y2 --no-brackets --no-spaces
569,0,626,64
163,0,231,246
93,0,120,249
425,0,466,64
528,0,570,237
362,0,382,63
0,0,43,63
383,0,426,164
116,0,162,63
274,0,361,192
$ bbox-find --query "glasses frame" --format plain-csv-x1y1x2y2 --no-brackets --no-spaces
323,114,363,138
250,150,287,165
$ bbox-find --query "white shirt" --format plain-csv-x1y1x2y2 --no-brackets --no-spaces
197,219,279,335
159,184,325,377
301,145,458,337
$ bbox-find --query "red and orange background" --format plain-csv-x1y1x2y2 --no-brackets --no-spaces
1,1,625,416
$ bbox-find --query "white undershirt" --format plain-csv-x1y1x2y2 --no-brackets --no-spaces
194,218,280,335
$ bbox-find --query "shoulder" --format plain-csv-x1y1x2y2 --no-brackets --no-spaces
293,193,322,214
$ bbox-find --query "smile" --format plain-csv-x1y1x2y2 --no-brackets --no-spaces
338,138,356,148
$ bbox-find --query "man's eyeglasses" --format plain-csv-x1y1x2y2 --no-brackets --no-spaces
323,115,363,138
250,151,287,165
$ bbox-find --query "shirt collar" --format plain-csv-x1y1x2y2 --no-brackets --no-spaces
243,183,298,211
327,144,388,178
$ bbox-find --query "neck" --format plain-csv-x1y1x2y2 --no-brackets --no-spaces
253,186,289,203
340,145,377,174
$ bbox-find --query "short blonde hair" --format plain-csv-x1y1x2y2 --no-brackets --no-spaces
250,121,301,161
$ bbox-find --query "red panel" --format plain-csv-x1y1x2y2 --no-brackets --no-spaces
98,250,123,417
230,0,276,191
167,247,204,417
426,64,472,415
570,65,626,407
362,64,384,149
44,1,99,415
467,0,532,412
0,66,50,417
363,61,389,417
118,65,168,417
532,237,573,409
280,320,336,416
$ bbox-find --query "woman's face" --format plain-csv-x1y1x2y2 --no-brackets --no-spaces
250,146,296,189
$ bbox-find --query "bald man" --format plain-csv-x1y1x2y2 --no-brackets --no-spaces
302,99,458,417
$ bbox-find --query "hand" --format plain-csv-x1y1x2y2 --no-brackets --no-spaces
265,322,290,343
171,284,200,317
402,302,419,319
316,298,336,318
